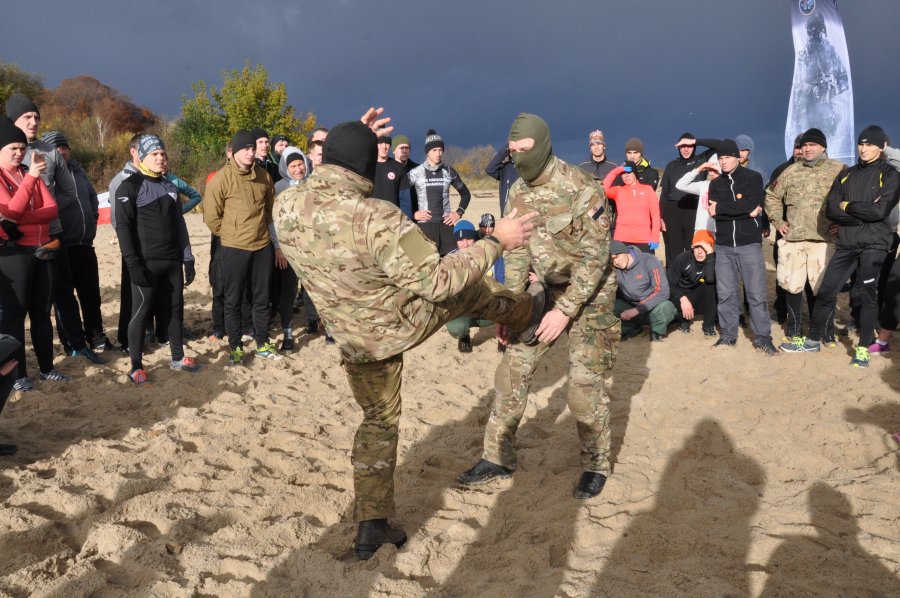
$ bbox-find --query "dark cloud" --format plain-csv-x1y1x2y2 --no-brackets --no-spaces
3,0,898,175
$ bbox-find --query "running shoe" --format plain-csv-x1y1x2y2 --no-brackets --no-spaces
779,336,820,353
850,346,870,368
39,369,72,382
754,339,779,356
867,341,891,355
255,342,279,359
171,357,201,372
13,377,32,392
72,347,105,364
129,368,149,384
228,346,245,366
822,335,838,348
678,321,692,334
712,338,736,348
702,324,717,337
281,337,295,352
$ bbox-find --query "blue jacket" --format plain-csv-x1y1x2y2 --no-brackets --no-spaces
485,149,519,215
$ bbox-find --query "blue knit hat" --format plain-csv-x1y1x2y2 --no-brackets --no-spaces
453,220,478,241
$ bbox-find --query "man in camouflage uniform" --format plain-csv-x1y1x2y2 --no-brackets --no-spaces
458,113,619,500
765,128,844,341
274,114,542,560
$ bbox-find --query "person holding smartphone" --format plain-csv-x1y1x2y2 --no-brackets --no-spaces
0,116,66,391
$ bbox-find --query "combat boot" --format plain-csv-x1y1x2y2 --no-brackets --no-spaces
355,519,407,560
573,472,607,499
504,282,549,345
458,459,513,486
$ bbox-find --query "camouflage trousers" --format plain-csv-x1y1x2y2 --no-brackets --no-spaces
342,278,531,521
776,239,834,294
482,291,620,476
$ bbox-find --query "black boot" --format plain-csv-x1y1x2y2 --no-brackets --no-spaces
649,331,664,342
355,519,407,560
573,472,607,499
678,320,692,334
306,320,319,334
458,459,513,486
458,335,473,353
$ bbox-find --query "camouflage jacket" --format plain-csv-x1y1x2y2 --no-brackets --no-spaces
765,157,844,242
274,164,503,363
505,156,616,325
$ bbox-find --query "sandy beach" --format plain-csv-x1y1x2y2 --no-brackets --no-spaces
0,191,897,597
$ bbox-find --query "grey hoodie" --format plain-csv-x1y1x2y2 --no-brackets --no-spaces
614,247,670,313
271,146,310,248
23,140,76,236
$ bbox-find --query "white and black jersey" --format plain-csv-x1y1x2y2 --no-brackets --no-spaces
407,162,471,223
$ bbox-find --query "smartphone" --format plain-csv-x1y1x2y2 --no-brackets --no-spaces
32,151,45,165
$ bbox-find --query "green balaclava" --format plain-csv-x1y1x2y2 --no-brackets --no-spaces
508,113,553,183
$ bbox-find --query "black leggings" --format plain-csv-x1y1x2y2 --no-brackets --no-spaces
0,247,55,378
128,259,184,370
276,265,299,330
809,247,886,347
879,248,900,331
674,283,717,326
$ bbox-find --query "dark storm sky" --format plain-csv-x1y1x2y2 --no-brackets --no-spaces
3,0,898,175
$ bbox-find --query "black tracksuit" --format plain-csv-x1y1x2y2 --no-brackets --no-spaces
808,157,900,346
667,250,717,327
659,145,717,264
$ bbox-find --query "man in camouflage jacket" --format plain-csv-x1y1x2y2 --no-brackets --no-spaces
765,128,844,339
274,115,538,560
458,113,619,500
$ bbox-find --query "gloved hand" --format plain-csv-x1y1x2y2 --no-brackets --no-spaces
184,260,196,286
128,262,152,287
648,241,659,250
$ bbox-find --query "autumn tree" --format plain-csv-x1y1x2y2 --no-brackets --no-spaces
0,61,45,106
172,62,316,186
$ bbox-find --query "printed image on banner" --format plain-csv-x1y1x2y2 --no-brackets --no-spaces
785,0,854,164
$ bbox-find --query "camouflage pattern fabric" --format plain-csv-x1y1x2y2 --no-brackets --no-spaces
484,156,619,476
775,239,835,294
274,163,535,521
343,355,402,521
274,164,523,364
765,158,845,242
484,282,619,475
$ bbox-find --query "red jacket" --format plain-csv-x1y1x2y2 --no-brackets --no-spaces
0,167,58,247
603,165,660,245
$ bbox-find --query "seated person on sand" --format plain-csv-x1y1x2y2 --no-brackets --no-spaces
611,240,675,341
667,230,718,336
445,220,499,353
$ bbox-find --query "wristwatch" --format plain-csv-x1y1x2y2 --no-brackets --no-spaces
456,207,465,216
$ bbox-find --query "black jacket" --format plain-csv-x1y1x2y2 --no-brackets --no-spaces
710,166,766,247
485,150,520,213
659,143,717,208
667,250,716,302
114,172,193,266
825,157,900,251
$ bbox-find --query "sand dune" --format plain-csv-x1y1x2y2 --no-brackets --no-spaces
0,193,897,597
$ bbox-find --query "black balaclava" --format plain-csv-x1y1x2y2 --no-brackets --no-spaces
508,113,552,183
323,121,377,182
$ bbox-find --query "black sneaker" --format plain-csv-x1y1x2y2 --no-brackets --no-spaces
458,336,473,353
754,339,779,356
497,341,507,353
355,519,407,561
458,459,513,486
94,338,121,352
573,472,607,499
281,337,295,352
649,331,664,342
713,338,736,348
678,321,692,334
702,324,717,337
306,320,319,334
72,347,105,365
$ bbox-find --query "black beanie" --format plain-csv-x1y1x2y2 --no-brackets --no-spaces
857,125,887,148
377,135,391,145
231,129,257,153
717,139,740,158
424,129,444,153
323,121,377,182
5,93,39,122
799,128,827,148
609,240,630,256
0,116,27,149
285,151,304,167
677,132,695,142
251,127,269,141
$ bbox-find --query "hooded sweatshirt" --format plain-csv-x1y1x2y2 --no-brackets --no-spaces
274,146,310,195
614,247,670,313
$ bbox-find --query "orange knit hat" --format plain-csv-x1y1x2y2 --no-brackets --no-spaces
691,229,715,254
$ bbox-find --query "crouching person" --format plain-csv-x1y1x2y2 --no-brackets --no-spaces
611,240,675,341
668,230,718,336
114,134,200,384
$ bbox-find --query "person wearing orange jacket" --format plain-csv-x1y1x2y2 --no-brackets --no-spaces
602,161,660,254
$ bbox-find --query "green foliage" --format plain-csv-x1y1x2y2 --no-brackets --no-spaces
445,144,497,189
0,61,45,107
172,62,317,186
